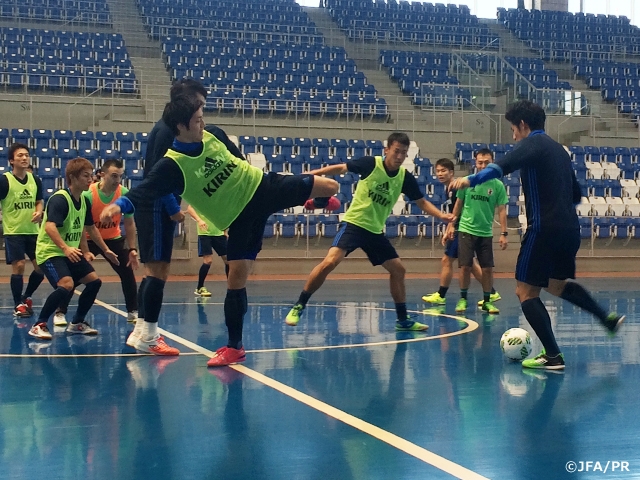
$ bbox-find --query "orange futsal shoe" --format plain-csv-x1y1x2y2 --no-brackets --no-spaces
207,346,246,367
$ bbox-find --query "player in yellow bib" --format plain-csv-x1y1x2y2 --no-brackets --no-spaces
100,90,338,366
0,143,46,318
53,159,140,326
28,158,119,341
186,204,228,297
285,132,454,330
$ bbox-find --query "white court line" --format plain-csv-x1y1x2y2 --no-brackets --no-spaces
90,296,489,480
0,352,202,358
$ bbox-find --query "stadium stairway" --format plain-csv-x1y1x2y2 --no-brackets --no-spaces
303,5,477,157
104,0,172,120
482,19,534,57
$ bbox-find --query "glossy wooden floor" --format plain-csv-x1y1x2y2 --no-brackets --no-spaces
0,277,637,480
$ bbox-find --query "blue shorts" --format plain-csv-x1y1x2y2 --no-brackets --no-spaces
332,222,399,266
226,173,314,261
516,228,579,288
39,256,95,288
135,199,175,264
443,234,458,259
198,235,228,257
4,235,37,264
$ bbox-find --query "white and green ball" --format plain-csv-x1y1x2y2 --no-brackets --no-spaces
500,328,532,361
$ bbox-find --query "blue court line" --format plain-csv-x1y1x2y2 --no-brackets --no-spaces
88,295,488,479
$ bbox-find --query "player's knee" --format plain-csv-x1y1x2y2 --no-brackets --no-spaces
85,278,102,293
391,262,406,278
12,260,26,275
315,177,338,196
58,278,74,291
441,256,451,268
515,285,537,303
321,258,340,273
203,256,213,266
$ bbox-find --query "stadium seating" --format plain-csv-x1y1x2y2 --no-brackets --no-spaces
162,37,386,119
0,28,137,94
140,0,322,43
327,0,499,48
0,0,111,25
498,8,640,61
379,50,471,109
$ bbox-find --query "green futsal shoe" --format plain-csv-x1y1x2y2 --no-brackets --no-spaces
395,316,429,331
522,349,565,370
477,291,502,306
455,298,467,313
603,313,625,335
422,292,446,305
481,301,500,314
285,304,305,326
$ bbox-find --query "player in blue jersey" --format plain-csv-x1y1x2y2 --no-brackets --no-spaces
450,100,624,370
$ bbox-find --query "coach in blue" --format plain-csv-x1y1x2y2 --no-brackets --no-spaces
450,100,624,370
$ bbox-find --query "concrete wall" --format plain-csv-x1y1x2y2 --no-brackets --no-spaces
0,94,145,132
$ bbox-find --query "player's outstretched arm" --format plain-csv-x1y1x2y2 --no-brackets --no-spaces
414,198,453,222
308,164,348,176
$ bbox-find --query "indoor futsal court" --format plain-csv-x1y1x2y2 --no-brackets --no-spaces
0,275,637,480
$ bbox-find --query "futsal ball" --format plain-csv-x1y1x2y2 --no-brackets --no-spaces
500,328,532,361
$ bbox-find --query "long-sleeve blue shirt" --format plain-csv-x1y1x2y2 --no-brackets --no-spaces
467,131,581,232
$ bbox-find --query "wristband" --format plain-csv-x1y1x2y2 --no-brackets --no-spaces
129,247,138,252
501,232,508,236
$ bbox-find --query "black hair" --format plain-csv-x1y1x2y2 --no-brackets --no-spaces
170,78,208,101
386,132,410,148
102,159,124,171
435,158,455,171
505,100,546,131
475,148,494,159
162,94,205,136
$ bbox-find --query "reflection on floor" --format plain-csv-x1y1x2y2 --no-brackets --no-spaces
0,278,637,479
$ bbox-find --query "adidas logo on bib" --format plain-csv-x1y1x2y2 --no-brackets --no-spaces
19,188,32,199
375,181,390,194
73,216,82,228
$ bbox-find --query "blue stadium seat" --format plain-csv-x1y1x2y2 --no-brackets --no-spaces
263,215,276,238
116,132,136,151
11,128,31,144
75,131,95,151
279,214,299,238
35,147,55,169
385,215,400,239
319,214,340,237
32,129,53,149
594,217,612,239
54,130,74,150
95,131,115,150
239,136,257,154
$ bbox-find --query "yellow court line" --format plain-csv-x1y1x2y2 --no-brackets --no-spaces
88,295,488,479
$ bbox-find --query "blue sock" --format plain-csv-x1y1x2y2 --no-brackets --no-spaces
225,288,247,349
38,287,72,323
10,274,23,307
460,289,468,300
137,277,148,319
395,302,407,321
197,263,210,290
560,282,608,323
73,279,102,324
521,298,560,357
23,271,44,301
142,277,166,324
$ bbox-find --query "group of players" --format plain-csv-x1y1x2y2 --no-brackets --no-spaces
1,79,625,370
